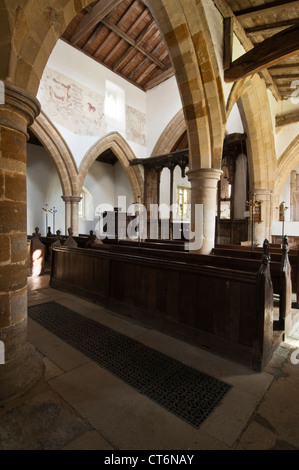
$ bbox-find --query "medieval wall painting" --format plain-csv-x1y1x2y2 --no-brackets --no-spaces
39,68,146,147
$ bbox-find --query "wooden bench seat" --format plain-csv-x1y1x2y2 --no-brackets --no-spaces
50,244,277,371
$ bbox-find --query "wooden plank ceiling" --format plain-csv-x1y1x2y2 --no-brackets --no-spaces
62,0,174,91
62,0,299,99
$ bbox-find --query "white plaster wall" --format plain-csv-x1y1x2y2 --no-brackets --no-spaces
275,98,299,158
226,103,244,134
113,161,135,209
38,40,147,168
38,40,184,166
79,160,134,234
146,76,182,157
79,161,115,234
276,122,299,159
27,142,134,236
27,144,65,236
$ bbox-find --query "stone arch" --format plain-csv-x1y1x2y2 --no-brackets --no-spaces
226,78,250,118
274,135,299,215
0,1,13,81
79,132,144,202
4,0,226,170
4,0,96,94
151,109,187,157
148,0,226,170
236,74,276,191
30,112,79,196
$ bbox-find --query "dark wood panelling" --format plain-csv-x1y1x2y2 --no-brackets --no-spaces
50,245,279,371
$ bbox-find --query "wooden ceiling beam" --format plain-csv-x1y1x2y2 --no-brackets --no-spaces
224,26,299,82
104,7,149,63
128,56,148,79
144,67,175,90
101,18,166,69
136,62,157,84
213,0,281,100
271,74,299,79
113,46,136,72
82,23,105,52
94,1,138,59
60,38,145,91
70,0,123,45
223,16,233,71
269,63,299,74
235,0,299,20
245,19,299,37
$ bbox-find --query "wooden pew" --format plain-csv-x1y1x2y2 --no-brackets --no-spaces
50,244,277,371
213,241,299,309
90,238,283,295
103,238,187,251
88,238,295,334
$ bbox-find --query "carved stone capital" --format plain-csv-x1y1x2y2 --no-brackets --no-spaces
186,168,222,189
61,195,82,204
0,81,41,136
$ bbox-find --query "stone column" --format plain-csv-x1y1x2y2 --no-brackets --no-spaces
61,196,72,236
249,189,273,246
61,195,82,236
70,196,82,237
187,168,222,254
0,82,44,403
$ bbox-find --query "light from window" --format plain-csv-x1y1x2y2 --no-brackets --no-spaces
104,80,125,126
176,186,190,218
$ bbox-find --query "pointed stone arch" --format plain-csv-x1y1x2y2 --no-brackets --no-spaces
148,0,226,170
0,1,13,82
79,132,144,202
235,75,276,191
226,78,250,118
3,0,226,171
30,112,79,196
151,109,187,157
5,0,96,95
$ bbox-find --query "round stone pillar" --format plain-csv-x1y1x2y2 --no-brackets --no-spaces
249,189,273,246
187,168,222,254
70,196,82,237
61,195,82,236
0,82,44,403
61,196,72,236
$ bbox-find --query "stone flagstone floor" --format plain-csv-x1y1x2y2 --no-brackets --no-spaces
0,274,298,450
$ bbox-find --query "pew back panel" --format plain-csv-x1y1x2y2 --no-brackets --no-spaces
51,246,275,371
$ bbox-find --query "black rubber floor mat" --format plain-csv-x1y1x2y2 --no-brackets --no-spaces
28,301,232,429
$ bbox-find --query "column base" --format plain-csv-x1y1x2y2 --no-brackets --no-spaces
0,343,44,405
